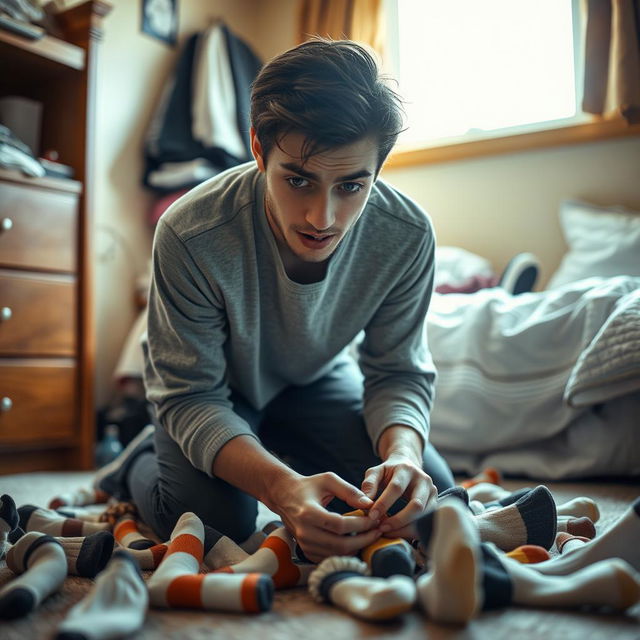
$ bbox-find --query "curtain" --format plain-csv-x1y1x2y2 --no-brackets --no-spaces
297,0,385,58
582,0,640,123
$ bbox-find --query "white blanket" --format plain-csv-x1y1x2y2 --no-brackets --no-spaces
427,276,640,479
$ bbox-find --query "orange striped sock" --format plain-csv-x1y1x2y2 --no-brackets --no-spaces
148,512,273,612
113,516,155,550
48,487,110,511
460,468,502,489
506,545,551,564
213,527,314,588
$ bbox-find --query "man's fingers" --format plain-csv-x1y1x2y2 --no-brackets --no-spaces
361,467,381,499
368,468,411,520
379,481,437,533
322,472,373,511
318,510,377,536
298,526,382,561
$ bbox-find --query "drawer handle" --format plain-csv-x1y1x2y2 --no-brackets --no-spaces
1,397,11,412
1,218,12,232
0,307,11,321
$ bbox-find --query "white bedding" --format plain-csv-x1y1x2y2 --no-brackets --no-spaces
427,276,640,479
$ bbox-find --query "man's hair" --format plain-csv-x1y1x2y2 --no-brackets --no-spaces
250,39,404,172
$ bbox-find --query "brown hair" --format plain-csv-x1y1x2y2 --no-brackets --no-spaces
250,39,404,172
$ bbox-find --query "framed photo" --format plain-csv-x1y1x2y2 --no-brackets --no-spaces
141,0,178,46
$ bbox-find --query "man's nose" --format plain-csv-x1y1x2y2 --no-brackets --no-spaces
305,193,335,231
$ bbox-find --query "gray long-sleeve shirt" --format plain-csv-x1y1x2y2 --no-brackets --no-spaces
143,162,437,476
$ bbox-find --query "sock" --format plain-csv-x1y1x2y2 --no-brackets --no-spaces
415,498,482,624
55,550,147,640
483,542,640,611
360,537,415,578
0,532,67,619
93,424,156,500
460,467,502,489
56,505,108,522
533,498,640,575
213,526,314,588
437,486,469,505
556,497,600,522
18,504,111,537
556,516,596,538
308,556,416,621
203,524,249,570
474,486,557,551
469,500,488,515
114,515,155,550
147,512,273,612
0,494,19,560
5,527,114,578
48,487,110,511
555,532,590,554
484,488,533,509
505,545,551,564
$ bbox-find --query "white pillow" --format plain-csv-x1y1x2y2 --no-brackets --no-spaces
547,200,640,289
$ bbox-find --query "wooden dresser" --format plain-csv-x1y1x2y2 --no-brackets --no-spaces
0,1,111,474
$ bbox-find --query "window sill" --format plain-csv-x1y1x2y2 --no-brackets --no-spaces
385,117,640,169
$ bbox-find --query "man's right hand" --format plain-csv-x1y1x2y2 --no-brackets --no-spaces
265,470,382,563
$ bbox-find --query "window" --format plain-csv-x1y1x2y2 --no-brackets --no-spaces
385,0,583,150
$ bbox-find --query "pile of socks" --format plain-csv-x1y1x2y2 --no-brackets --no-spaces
2,466,640,633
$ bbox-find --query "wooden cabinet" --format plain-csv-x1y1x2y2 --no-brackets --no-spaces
0,2,111,474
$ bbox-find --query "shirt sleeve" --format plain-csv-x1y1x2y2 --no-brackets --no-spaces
143,219,259,476
357,227,437,455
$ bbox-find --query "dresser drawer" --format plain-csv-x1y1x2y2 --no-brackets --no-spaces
0,270,76,356
0,180,78,273
0,359,76,445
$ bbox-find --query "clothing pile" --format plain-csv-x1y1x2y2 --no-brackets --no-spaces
1,468,639,631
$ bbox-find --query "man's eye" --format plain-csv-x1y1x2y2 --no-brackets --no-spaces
340,182,363,193
287,177,309,189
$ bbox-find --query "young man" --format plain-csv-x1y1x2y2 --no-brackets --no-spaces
100,39,454,562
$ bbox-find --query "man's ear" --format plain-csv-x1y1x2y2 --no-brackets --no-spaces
250,127,266,172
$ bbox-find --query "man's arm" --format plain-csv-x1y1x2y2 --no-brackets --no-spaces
211,435,382,562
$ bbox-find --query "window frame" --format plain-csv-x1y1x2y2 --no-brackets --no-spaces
383,0,640,168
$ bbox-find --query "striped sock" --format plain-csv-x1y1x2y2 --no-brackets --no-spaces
0,532,67,619
147,512,273,612
415,498,482,624
55,550,148,640
48,487,110,511
55,504,109,522
213,526,314,588
114,515,155,550
505,544,551,564
360,537,415,578
18,505,111,537
555,532,590,554
8,527,115,578
0,494,19,560
474,486,557,550
309,556,416,621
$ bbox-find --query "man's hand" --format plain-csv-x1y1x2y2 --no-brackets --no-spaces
266,471,382,563
361,425,437,539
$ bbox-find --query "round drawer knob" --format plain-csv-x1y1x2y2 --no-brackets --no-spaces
1,218,12,231
1,307,11,321
1,397,12,412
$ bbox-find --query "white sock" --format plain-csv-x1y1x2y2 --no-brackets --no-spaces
556,497,600,522
55,550,147,640
489,545,640,610
415,498,482,624
19,504,111,537
0,532,67,619
533,498,640,576
309,556,416,621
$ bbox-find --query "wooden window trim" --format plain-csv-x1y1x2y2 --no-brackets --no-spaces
385,117,640,169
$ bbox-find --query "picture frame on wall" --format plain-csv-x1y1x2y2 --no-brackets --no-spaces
141,0,178,46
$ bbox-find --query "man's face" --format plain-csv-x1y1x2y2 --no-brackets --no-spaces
251,129,378,265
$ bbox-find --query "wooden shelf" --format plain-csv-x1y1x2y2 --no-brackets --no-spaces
0,28,84,70
0,167,82,193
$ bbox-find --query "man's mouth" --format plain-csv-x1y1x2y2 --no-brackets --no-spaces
297,231,335,249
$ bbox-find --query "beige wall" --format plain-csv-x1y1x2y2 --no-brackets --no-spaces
382,136,640,284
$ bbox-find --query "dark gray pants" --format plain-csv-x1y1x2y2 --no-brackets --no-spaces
129,360,454,542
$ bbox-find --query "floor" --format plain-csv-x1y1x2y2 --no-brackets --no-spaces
0,471,639,639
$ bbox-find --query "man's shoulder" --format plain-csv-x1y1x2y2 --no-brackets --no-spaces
366,178,432,235
160,162,259,241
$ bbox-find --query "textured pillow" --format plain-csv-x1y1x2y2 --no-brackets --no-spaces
547,200,640,289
